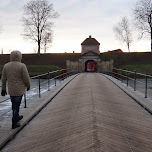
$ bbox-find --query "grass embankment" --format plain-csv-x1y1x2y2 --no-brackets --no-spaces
0,65,61,77
27,65,61,76
121,64,152,75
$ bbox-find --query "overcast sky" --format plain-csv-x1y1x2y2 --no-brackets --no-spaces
0,0,150,54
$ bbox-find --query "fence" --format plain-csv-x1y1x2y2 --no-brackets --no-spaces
0,68,77,118
112,68,152,99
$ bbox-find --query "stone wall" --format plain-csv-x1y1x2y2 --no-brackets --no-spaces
101,52,152,68
0,52,152,69
0,53,81,68
66,60,82,72
99,60,114,72
66,60,114,72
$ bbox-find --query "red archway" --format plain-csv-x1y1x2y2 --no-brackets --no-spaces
85,60,97,72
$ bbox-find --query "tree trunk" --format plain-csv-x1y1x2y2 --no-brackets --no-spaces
38,41,41,55
127,43,130,52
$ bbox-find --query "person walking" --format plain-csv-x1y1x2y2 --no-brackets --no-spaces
1,50,30,129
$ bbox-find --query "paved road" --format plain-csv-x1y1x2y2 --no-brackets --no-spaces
2,73,152,152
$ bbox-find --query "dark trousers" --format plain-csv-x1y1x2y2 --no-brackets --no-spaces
10,96,23,124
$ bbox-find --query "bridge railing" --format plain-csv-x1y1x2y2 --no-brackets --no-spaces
30,68,74,97
0,68,77,107
112,68,152,99
0,68,79,118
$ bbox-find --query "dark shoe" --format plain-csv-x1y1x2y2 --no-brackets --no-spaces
12,123,20,129
17,115,23,122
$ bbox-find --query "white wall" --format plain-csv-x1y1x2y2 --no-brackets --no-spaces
81,45,99,55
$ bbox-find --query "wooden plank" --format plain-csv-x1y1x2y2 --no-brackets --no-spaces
1,73,152,152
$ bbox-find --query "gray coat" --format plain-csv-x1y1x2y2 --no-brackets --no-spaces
1,51,30,96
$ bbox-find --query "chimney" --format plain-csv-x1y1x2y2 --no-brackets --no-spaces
89,35,91,38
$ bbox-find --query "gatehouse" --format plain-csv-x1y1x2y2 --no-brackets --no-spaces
66,35,113,72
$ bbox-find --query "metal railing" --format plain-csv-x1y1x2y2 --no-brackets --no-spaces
25,68,77,107
0,68,78,117
112,68,152,99
30,69,71,97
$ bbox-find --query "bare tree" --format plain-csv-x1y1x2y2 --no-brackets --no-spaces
22,0,59,55
43,32,52,53
113,17,133,52
133,0,152,51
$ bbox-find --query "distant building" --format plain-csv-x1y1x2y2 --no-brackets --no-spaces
66,35,114,73
80,35,101,72
108,49,123,53
81,35,100,55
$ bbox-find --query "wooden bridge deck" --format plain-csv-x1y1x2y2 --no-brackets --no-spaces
1,73,152,152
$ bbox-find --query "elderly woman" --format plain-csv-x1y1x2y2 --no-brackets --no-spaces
1,50,30,129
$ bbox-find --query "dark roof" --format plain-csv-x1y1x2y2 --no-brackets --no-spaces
81,35,100,45
108,49,123,53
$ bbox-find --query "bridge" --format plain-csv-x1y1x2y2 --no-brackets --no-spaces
1,72,152,152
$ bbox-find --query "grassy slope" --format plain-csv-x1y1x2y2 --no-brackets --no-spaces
26,65,61,76
121,64,152,75
0,65,61,77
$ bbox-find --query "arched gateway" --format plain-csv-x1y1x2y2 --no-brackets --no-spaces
85,60,97,72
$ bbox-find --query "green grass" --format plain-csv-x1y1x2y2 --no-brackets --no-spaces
120,64,152,75
26,65,61,76
0,65,61,77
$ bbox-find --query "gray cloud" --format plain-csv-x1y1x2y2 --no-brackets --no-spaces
0,0,150,53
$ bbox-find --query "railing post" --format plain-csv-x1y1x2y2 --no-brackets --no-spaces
24,94,27,108
134,70,136,91
69,69,71,77
113,68,118,79
145,75,148,98
59,70,61,83
65,69,67,79
112,68,115,78
55,78,56,86
67,69,69,77
127,72,129,86
68,69,70,77
118,69,120,80
121,69,123,83
62,69,65,81
48,71,50,91
39,76,41,97
60,75,62,83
